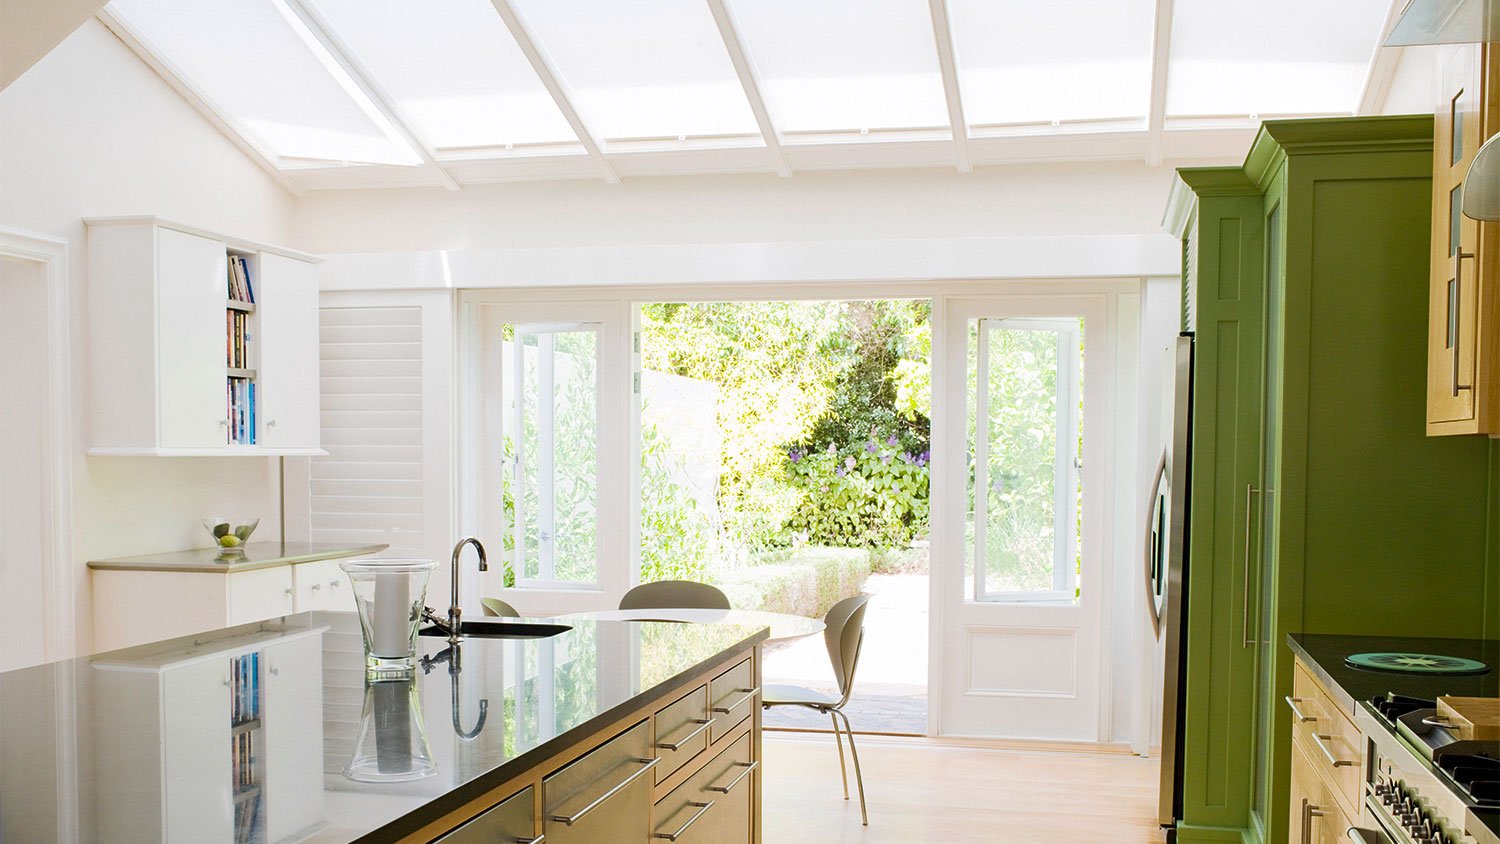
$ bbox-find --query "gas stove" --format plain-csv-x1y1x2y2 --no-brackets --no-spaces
1358,692,1500,844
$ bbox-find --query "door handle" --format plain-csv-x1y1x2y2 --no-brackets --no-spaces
711,687,760,714
1284,696,1317,724
1454,247,1475,396
1302,798,1327,844
652,800,714,841
706,761,758,794
1242,484,1260,649
548,757,659,825
1143,452,1168,639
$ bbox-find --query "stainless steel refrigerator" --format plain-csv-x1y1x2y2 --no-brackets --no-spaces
1149,332,1193,840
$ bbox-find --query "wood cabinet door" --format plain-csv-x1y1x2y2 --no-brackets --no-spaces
256,252,320,450
156,228,229,449
1430,44,1484,429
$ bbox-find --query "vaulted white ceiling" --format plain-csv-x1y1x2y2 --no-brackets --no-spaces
98,0,1401,193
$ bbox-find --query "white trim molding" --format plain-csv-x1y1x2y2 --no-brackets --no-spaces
0,226,76,667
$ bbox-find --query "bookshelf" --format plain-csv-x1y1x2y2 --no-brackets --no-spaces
91,624,326,843
84,217,325,456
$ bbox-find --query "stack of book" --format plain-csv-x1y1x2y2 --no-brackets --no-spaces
226,381,255,445
227,311,251,368
230,652,263,843
227,255,255,304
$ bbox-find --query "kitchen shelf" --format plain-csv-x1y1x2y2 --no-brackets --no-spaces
225,300,256,313
226,368,256,379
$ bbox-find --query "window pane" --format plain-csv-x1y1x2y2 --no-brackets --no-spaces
108,0,419,165
1166,0,1386,117
504,325,599,587
510,0,758,140
949,0,1153,127
731,0,949,133
307,0,577,149
970,318,1081,600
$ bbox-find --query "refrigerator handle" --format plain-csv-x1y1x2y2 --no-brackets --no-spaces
1144,451,1167,639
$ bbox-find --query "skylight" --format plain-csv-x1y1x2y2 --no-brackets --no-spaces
1167,0,1387,118
108,0,420,166
305,0,577,151
510,0,759,142
949,0,1155,128
731,0,950,135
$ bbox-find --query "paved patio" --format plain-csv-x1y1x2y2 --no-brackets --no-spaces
761,572,928,734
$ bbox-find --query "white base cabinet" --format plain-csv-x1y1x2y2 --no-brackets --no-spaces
85,217,324,456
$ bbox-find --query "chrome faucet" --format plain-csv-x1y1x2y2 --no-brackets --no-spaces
446,537,488,644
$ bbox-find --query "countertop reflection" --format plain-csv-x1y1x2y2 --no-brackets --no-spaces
0,611,766,844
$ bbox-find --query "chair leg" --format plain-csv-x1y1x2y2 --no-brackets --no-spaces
829,709,849,800
834,709,868,826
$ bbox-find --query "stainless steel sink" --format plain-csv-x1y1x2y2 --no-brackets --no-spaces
417,619,571,640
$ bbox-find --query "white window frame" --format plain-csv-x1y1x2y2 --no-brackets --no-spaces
972,316,1082,604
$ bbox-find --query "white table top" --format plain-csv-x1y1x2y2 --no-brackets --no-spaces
561,609,825,644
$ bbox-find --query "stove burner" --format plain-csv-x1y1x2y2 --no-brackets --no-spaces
1371,692,1435,724
1346,652,1490,675
1436,745,1500,807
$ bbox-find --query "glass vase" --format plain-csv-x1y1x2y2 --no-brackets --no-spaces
340,558,437,677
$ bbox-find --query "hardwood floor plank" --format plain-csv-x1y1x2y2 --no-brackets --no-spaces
762,734,1166,843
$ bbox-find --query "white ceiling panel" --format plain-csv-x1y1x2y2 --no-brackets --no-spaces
1167,0,1386,117
306,0,577,150
107,0,420,166
510,0,760,141
949,0,1156,128
729,0,949,134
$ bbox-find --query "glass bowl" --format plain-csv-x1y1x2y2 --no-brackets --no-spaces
203,517,259,557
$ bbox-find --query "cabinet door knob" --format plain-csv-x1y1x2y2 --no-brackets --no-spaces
219,420,230,427
269,666,279,677
311,583,321,592
284,587,293,597
267,419,277,428
330,580,341,588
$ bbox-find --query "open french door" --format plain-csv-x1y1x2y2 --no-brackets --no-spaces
935,295,1111,740
470,301,630,615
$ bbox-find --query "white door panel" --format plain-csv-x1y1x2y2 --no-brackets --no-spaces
937,295,1110,741
156,228,227,448
257,252,320,449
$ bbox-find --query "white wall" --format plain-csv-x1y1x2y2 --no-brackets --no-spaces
0,19,298,654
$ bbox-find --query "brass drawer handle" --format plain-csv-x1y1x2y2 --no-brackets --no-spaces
514,836,544,844
1311,732,1356,768
705,760,759,795
711,687,759,715
1284,696,1318,723
656,719,712,752
652,800,714,841
548,756,660,826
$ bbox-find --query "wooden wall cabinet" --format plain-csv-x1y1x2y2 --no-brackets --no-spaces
85,217,324,456
1428,44,1500,435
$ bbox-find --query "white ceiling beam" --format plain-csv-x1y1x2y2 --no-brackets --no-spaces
488,0,620,184
704,0,791,178
95,9,307,197
1145,0,1175,166
274,0,460,191
1357,0,1408,115
927,0,972,173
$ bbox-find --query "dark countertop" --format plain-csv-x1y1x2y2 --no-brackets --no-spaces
1287,632,1500,718
0,611,766,843
87,541,390,573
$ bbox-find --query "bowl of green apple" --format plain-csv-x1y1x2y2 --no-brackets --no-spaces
203,518,259,559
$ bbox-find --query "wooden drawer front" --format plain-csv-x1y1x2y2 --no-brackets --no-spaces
1290,664,1362,817
655,685,711,784
653,733,754,844
1290,739,1355,844
432,785,536,844
544,720,654,844
708,659,757,743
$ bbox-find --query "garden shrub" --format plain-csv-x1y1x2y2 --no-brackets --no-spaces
718,547,872,619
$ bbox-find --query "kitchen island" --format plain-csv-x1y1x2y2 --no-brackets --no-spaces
0,610,767,843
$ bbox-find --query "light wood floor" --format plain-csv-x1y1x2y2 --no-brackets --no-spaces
762,734,1167,843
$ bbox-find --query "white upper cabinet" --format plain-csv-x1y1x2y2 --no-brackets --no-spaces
86,217,325,456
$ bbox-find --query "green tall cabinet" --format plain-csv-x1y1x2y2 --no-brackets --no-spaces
1165,116,1497,844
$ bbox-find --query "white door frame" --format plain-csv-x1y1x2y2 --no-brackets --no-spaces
0,227,75,665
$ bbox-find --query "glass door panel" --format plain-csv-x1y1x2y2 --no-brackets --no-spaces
503,323,601,589
971,317,1082,603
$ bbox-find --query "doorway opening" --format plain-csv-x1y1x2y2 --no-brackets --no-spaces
636,300,931,735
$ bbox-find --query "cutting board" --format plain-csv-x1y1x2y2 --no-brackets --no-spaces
1436,696,1500,740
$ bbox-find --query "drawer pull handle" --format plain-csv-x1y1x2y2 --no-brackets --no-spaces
652,800,714,841
657,719,712,752
1311,732,1355,768
311,583,322,592
706,760,759,795
1284,696,1317,723
711,687,760,715
1346,830,1387,844
548,756,660,826
513,836,544,844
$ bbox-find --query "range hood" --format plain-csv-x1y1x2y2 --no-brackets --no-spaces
1384,0,1500,46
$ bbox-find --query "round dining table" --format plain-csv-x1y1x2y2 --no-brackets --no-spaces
560,608,825,645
